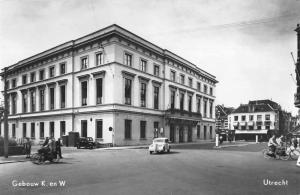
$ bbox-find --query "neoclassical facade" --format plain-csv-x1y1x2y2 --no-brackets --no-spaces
1,25,217,146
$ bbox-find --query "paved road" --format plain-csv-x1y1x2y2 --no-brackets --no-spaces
0,143,299,195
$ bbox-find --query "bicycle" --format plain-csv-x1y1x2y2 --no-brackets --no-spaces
262,145,300,160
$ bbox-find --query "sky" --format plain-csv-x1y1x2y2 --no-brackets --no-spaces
0,0,300,115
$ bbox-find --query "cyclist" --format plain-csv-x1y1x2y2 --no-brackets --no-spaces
267,134,278,158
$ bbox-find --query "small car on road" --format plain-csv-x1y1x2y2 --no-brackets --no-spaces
76,137,96,149
149,137,171,154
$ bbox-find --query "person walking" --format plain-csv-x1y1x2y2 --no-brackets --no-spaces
56,138,63,159
24,137,31,158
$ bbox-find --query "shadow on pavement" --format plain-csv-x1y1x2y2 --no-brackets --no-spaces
150,151,180,155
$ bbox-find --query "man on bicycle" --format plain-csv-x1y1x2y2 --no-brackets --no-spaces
267,134,279,158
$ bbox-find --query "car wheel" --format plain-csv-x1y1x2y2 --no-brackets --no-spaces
150,151,153,154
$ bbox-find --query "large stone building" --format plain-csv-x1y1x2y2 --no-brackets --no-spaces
0,24,217,146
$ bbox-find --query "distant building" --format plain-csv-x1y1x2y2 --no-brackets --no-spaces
228,100,291,142
215,105,234,139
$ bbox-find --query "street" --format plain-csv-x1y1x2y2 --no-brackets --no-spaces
0,143,299,195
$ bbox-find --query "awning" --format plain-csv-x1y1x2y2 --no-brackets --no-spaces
235,130,268,134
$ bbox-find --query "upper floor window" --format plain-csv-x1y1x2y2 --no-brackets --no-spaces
257,115,262,121
81,81,87,106
204,85,207,94
6,80,9,89
197,82,201,91
60,63,66,75
234,116,238,121
124,53,132,67
188,95,192,112
153,86,159,109
249,115,254,121
188,78,193,88
170,90,175,109
60,85,66,108
209,87,213,96
81,57,88,70
30,72,36,83
96,78,103,104
49,87,55,110
96,52,103,66
125,78,132,105
265,114,270,121
12,79,16,88
241,115,246,121
140,83,147,107
170,70,176,82
154,65,159,77
39,69,45,80
180,93,184,111
49,66,55,78
22,75,27,85
180,74,185,85
140,59,147,72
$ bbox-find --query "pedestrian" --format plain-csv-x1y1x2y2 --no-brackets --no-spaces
24,137,31,158
49,138,56,159
56,138,63,159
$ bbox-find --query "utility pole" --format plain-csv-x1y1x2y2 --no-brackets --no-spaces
3,67,9,158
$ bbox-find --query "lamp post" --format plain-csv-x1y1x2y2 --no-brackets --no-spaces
215,110,220,147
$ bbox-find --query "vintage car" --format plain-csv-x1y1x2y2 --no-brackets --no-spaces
149,137,171,154
76,137,96,149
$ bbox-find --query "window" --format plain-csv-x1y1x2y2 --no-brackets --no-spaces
22,92,27,113
234,116,238,121
188,78,193,88
203,126,207,140
23,123,27,138
22,75,27,85
96,78,103,104
197,125,200,139
6,80,9,89
180,75,185,85
170,70,176,81
154,122,159,138
188,95,192,112
12,124,16,138
12,79,16,88
49,66,55,78
153,86,159,109
96,53,103,66
241,115,246,121
204,85,207,94
180,93,184,111
49,87,55,110
266,126,270,130
209,87,213,96
30,90,36,112
31,123,35,139
49,122,55,138
170,90,175,109
203,100,207,118
60,63,66,74
197,82,201,91
154,65,159,76
265,114,270,121
96,120,103,138
60,121,66,137
209,126,213,139
241,125,246,130
125,78,132,105
30,72,36,83
125,119,132,139
140,121,146,139
60,85,66,108
249,125,254,130
40,89,45,111
124,53,132,67
40,122,44,139
257,126,261,130
197,97,201,113
249,115,254,121
209,101,213,118
39,69,45,80
140,59,147,72
81,81,87,106
12,93,16,115
140,83,147,107
257,115,262,121
81,57,88,70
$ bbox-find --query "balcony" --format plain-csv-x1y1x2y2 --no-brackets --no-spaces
295,93,300,108
165,108,202,126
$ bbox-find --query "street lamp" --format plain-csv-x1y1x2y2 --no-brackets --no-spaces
215,110,220,147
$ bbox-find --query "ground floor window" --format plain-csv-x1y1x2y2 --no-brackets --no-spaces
96,120,103,139
209,126,213,139
23,123,27,138
140,121,146,139
197,125,200,139
203,126,207,140
125,120,132,139
40,122,44,139
49,121,55,138
31,123,35,139
60,121,66,137
81,120,87,137
154,122,159,138
12,124,16,138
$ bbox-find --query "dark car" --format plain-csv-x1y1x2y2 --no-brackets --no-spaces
76,137,96,149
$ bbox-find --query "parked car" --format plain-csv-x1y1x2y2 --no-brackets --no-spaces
76,137,96,149
149,137,171,154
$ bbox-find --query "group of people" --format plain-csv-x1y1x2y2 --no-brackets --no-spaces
268,134,300,167
23,137,63,160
